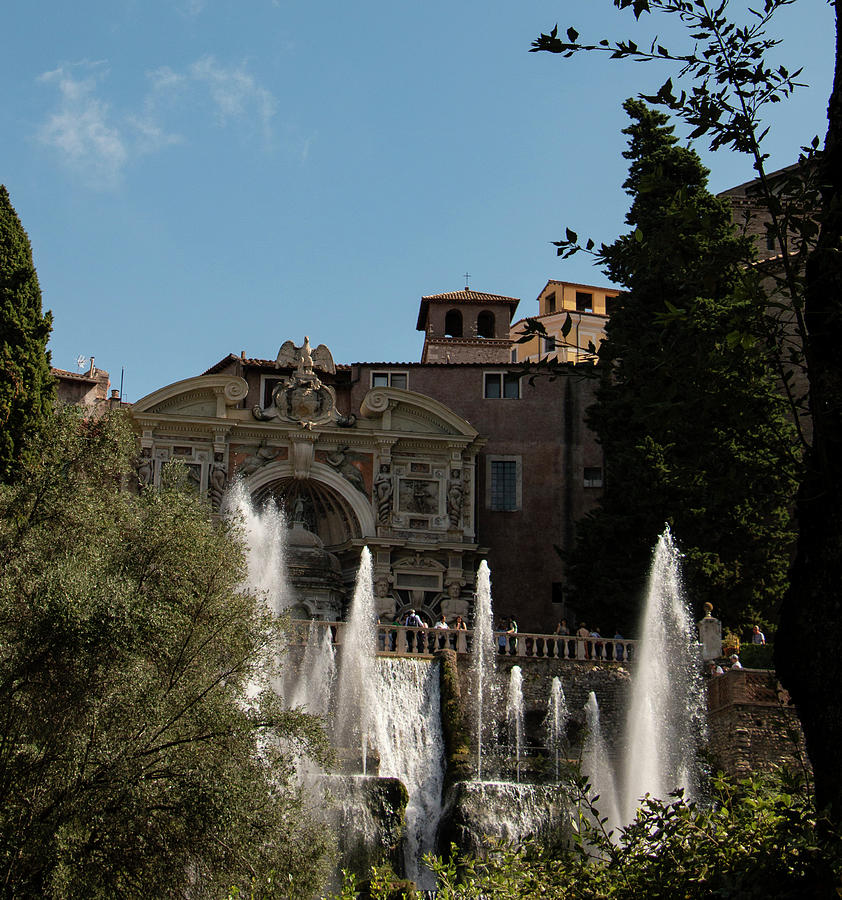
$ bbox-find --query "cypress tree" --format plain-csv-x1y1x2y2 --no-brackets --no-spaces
0,185,53,483
565,101,798,633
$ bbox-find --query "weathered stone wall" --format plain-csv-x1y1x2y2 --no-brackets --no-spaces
706,668,809,778
451,653,632,763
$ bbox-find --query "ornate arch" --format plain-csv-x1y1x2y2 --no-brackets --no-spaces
244,460,376,541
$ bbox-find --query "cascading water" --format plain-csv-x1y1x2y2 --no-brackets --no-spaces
545,677,568,782
470,561,497,780
619,527,706,825
582,692,621,835
334,547,378,773
373,658,445,891
506,666,525,783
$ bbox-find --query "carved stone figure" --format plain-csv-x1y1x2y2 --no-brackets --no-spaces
275,336,336,374
374,576,391,599
209,464,228,511
136,449,153,487
374,465,394,524
239,444,279,477
447,479,464,527
326,446,367,495
254,337,356,428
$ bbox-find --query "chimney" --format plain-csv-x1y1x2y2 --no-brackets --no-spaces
110,389,120,402
88,356,96,377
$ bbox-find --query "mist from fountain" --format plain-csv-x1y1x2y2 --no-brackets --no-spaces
288,620,336,716
334,547,378,774
470,561,497,781
545,677,568,782
506,666,525,783
619,528,706,825
582,692,621,834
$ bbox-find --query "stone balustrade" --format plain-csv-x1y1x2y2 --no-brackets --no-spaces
287,620,636,662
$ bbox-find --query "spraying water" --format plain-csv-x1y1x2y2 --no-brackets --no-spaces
334,547,378,774
620,527,706,824
470,561,497,781
582,692,621,835
545,677,568,782
506,666,525,783
223,480,293,616
288,621,336,716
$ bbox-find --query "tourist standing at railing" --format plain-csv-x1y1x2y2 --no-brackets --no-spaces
507,617,518,655
554,619,572,659
577,622,590,659
613,630,625,661
751,624,766,645
405,608,423,652
591,627,604,660
434,612,449,649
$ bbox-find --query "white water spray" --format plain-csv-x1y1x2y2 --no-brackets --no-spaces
334,547,378,773
620,527,706,824
470,561,497,781
582,692,621,834
506,666,525,783
545,677,568,782
288,621,336,716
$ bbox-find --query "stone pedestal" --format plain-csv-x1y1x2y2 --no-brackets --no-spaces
698,614,722,660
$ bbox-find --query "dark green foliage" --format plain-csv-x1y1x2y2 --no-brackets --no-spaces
0,185,53,484
338,773,841,898
0,408,334,898
564,101,798,633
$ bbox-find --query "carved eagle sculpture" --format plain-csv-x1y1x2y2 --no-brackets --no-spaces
275,337,336,374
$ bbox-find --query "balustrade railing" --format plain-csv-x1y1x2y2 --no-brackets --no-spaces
286,620,636,661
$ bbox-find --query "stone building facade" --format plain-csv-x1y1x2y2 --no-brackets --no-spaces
129,289,604,630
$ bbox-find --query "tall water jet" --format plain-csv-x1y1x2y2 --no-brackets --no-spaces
373,658,445,890
506,666,525,783
470,561,497,780
545,677,568,782
582,692,621,835
288,621,336,717
620,527,706,824
223,480,293,697
223,480,294,615
334,547,378,773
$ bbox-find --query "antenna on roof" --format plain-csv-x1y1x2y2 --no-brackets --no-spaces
76,355,87,372
463,272,471,290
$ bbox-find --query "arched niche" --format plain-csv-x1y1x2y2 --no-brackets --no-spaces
444,308,463,338
245,460,376,543
477,310,496,338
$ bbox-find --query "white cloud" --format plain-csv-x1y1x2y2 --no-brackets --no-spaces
189,56,277,135
36,57,285,189
37,65,129,189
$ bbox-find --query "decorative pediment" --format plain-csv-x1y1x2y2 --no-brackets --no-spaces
359,388,478,439
132,375,248,419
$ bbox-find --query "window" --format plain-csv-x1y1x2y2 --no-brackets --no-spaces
484,372,520,399
605,295,618,314
545,291,556,314
371,371,408,389
444,309,463,337
544,335,557,353
583,466,604,488
477,310,495,338
490,461,517,510
576,291,593,312
766,232,776,252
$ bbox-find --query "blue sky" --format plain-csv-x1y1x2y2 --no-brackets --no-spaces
2,1,834,401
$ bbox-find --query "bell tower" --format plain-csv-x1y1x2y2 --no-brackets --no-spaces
416,288,520,364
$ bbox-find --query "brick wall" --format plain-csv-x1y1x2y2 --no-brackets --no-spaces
706,668,809,777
